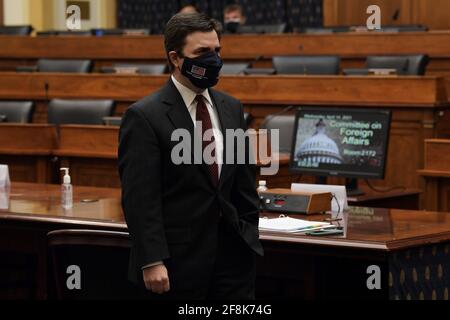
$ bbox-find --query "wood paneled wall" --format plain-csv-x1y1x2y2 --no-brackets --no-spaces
0,0,3,26
323,0,450,30
418,139,450,212
413,0,450,30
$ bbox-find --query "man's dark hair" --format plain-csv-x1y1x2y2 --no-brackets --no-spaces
164,13,222,72
224,4,244,15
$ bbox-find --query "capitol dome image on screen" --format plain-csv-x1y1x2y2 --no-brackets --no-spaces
295,119,343,167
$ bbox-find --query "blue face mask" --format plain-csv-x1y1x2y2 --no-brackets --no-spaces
180,51,223,89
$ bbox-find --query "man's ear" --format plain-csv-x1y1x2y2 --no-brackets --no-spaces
169,51,182,69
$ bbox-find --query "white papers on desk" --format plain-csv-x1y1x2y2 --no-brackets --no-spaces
0,165,10,189
259,216,331,233
0,187,9,210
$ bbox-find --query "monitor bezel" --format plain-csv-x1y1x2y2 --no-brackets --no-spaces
289,106,392,180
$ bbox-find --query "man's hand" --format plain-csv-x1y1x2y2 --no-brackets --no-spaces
143,264,170,294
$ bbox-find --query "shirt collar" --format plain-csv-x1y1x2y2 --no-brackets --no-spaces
171,75,213,107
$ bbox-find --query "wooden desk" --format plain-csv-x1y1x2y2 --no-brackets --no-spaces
1,32,450,75
0,183,449,300
0,183,121,299
0,124,57,183
259,207,450,300
0,73,448,190
347,186,421,210
418,139,450,212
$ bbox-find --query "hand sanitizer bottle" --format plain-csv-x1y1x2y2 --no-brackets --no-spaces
60,168,73,209
257,180,268,193
257,180,268,211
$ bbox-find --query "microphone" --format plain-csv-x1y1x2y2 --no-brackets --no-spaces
259,105,295,129
392,9,400,21
44,81,50,102
251,55,264,68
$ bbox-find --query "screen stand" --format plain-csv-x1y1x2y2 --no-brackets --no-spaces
345,178,365,197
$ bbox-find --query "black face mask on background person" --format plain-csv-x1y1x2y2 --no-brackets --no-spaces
225,21,240,34
180,50,223,89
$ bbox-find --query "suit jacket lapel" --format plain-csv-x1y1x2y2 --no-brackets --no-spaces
163,79,195,138
164,79,215,187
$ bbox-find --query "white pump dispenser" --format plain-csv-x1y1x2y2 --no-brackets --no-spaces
60,168,73,209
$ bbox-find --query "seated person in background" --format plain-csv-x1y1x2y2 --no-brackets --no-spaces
223,4,246,33
179,4,198,14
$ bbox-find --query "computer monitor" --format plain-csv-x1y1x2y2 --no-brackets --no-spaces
289,107,391,196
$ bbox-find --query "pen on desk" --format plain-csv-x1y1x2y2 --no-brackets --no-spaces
325,218,342,222
303,225,324,230
298,225,337,232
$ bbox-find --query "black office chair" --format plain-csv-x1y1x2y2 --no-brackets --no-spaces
303,28,334,34
123,29,151,36
221,63,250,75
36,30,91,36
260,115,296,153
102,116,122,126
0,101,35,123
342,68,399,76
47,229,147,299
381,27,402,33
238,23,287,34
0,25,33,35
57,31,92,36
48,99,115,125
91,28,124,36
36,30,59,36
91,28,151,36
16,65,38,73
397,25,428,32
111,63,166,74
243,68,276,75
366,55,429,75
342,69,371,76
382,24,428,32
36,59,93,73
303,26,349,34
273,56,340,75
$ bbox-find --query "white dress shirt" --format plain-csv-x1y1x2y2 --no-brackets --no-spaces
171,75,224,176
142,76,224,270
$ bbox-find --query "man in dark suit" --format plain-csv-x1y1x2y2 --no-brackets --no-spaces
118,12,263,300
